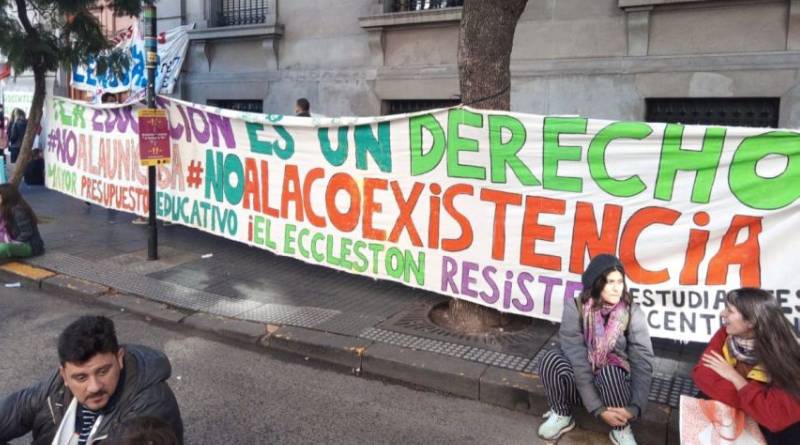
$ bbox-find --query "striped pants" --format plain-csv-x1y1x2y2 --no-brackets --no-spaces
538,349,632,429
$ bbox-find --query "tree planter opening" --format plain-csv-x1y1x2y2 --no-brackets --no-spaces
429,300,530,336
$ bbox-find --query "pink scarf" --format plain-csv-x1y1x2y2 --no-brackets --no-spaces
0,215,11,243
582,299,630,374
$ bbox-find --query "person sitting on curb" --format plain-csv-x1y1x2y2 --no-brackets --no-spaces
23,148,45,186
692,288,800,444
0,315,184,444
537,254,654,445
0,183,44,258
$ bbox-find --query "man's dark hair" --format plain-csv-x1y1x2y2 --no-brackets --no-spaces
58,316,120,365
296,98,310,113
101,92,118,104
106,416,179,445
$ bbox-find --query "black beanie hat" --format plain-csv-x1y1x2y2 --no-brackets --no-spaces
582,254,624,290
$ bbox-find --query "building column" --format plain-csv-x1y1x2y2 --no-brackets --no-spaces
788,0,800,50
625,6,652,56
366,30,385,67
262,38,279,71
192,40,212,72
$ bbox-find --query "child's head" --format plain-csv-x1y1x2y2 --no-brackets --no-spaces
106,416,178,445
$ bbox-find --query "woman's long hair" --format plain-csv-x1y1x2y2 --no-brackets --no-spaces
579,266,633,309
727,288,800,399
8,108,20,127
0,183,37,231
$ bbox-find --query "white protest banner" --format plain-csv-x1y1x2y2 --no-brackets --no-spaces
44,96,800,341
2,90,34,118
70,23,191,98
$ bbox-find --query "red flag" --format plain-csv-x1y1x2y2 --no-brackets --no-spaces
0,63,10,80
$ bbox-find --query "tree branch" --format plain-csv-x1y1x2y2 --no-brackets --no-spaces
13,0,37,37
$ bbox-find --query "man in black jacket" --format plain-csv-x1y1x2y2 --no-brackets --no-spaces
7,109,27,164
295,98,311,117
0,316,183,444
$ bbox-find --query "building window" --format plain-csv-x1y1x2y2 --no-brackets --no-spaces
645,98,779,128
385,99,460,115
218,0,268,27
391,0,463,12
208,99,263,113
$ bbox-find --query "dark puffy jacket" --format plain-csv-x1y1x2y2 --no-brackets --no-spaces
9,205,44,256
0,345,183,444
7,118,26,151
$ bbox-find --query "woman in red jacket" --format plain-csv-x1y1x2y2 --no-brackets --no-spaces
692,287,800,445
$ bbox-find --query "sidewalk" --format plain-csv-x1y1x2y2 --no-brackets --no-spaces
5,186,703,444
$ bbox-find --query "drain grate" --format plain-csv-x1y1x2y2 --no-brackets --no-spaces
361,326,698,406
377,304,556,356
280,307,339,327
670,375,699,408
463,349,530,371
650,373,673,405
237,304,339,328
523,348,551,374
314,313,385,336
359,327,532,371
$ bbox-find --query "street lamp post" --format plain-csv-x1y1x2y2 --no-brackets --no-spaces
144,3,158,260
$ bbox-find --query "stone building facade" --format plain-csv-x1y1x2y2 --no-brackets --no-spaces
9,0,800,128
171,0,800,127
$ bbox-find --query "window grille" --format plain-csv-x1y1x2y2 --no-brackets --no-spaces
645,98,779,128
391,0,463,12
386,99,460,115
207,99,263,113
218,0,268,26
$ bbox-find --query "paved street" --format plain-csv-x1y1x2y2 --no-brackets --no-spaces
0,284,606,444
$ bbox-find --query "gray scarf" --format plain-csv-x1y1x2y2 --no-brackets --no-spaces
726,335,758,365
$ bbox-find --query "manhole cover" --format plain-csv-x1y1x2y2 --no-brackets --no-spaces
378,302,557,356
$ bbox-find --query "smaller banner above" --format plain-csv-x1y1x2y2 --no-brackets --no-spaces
71,23,192,100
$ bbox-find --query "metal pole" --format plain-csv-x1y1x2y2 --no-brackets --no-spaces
144,3,158,260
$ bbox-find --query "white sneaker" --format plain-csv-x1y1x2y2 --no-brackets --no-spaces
537,411,575,441
609,425,637,445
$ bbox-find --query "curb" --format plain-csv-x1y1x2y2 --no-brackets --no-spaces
0,261,54,289
182,312,268,344
96,293,190,324
362,342,486,399
5,261,678,444
479,366,542,412
268,325,372,371
41,274,110,300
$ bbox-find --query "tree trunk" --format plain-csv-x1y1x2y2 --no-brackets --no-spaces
458,0,527,110
10,66,46,186
448,0,528,331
